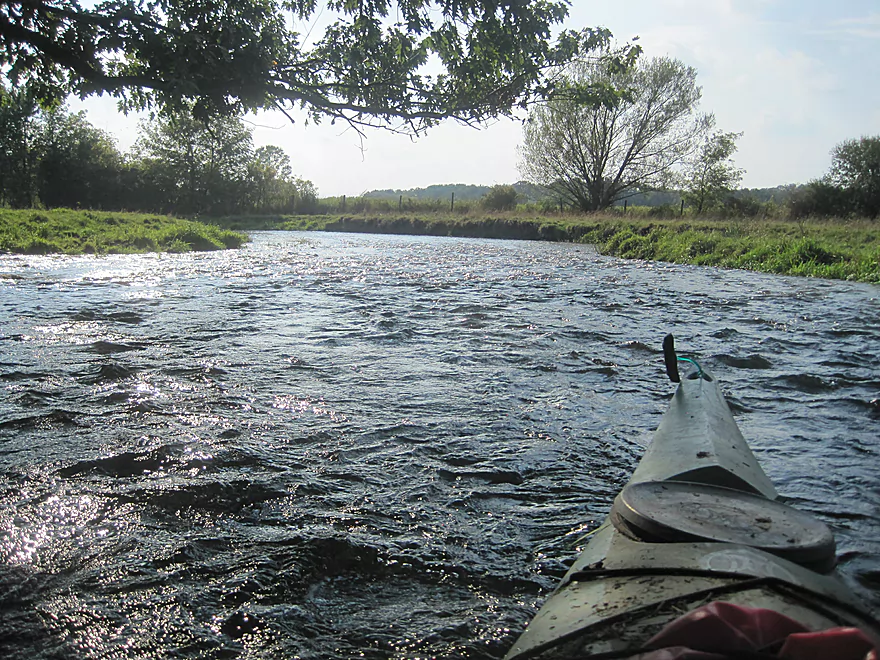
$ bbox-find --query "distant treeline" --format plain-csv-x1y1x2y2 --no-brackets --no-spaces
0,85,318,217
355,180,879,221
2,82,875,221
360,141,880,220
363,182,549,202
362,182,807,211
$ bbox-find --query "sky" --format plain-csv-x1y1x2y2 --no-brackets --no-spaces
70,0,880,197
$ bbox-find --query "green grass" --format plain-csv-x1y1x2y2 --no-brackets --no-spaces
9,208,873,281
582,217,880,282
212,212,593,241
0,208,248,255
212,212,880,283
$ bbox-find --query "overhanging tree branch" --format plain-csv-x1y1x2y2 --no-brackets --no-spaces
1,0,630,132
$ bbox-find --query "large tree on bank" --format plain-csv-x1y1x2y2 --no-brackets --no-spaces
0,0,627,132
682,129,744,215
133,113,254,214
827,136,880,219
518,55,708,212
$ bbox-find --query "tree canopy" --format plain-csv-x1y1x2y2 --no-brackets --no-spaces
682,129,744,214
481,184,519,210
0,88,317,215
518,55,708,212
788,136,880,220
827,136,880,218
0,0,625,132
134,112,254,214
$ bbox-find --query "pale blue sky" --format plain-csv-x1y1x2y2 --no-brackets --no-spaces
72,0,880,196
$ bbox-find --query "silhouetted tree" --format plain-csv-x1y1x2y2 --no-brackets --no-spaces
788,181,857,219
36,109,122,208
0,85,39,207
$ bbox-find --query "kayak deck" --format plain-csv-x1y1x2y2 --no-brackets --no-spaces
506,523,880,659
505,341,880,659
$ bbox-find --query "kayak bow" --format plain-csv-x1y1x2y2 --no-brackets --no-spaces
505,336,879,660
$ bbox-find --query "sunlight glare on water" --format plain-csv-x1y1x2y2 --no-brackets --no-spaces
0,231,877,658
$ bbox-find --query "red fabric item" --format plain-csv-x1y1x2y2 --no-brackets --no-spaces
633,601,878,660
779,628,877,660
631,648,730,659
645,601,807,652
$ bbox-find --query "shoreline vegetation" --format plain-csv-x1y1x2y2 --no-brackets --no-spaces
0,209,247,255
213,212,880,283
1,208,878,283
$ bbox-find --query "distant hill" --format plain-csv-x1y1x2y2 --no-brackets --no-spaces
364,183,487,201
362,183,807,207
614,185,808,207
363,181,549,202
613,190,680,207
735,184,805,204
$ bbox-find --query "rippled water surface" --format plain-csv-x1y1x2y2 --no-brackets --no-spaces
1,231,878,658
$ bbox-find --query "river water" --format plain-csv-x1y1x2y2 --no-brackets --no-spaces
0,231,877,659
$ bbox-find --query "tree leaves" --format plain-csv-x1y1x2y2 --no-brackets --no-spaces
1,0,612,132
681,128,744,215
0,91,317,215
827,136,880,218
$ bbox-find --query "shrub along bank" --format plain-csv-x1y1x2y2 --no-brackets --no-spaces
0,209,247,254
214,213,880,283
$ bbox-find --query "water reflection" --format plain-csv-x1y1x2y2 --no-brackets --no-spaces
0,231,877,658
1,489,130,568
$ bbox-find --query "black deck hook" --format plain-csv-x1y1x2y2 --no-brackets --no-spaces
663,334,680,383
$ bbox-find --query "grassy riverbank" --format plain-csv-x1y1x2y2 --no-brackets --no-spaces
3,209,876,282
0,208,247,255
215,213,880,283
590,218,880,282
